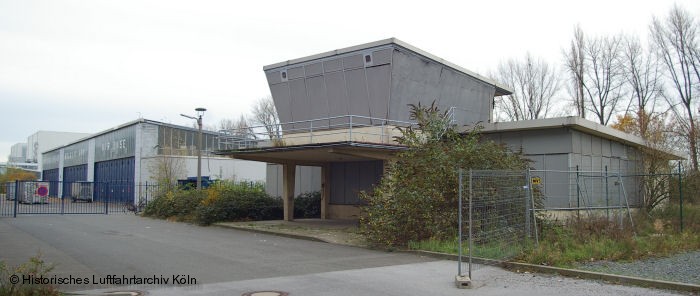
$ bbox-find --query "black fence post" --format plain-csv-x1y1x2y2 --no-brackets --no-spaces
61,182,65,215
105,182,110,215
13,180,19,218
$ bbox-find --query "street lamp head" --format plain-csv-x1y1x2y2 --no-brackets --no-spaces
195,107,206,112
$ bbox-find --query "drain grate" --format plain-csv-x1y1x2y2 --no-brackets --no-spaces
241,291,289,296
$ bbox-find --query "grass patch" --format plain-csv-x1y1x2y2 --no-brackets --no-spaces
408,237,528,260
408,204,700,268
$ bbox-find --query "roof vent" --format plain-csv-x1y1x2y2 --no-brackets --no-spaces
363,53,373,67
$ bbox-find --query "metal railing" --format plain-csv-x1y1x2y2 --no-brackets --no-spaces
217,114,419,150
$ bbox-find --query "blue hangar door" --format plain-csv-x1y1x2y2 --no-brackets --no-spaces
42,168,60,197
94,157,135,203
62,164,87,199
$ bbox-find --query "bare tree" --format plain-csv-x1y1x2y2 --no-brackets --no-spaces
564,25,587,118
583,34,626,125
224,115,257,139
564,26,627,125
494,53,559,121
650,5,700,171
622,35,664,137
251,96,281,139
148,148,186,186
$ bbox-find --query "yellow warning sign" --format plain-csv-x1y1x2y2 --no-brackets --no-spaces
531,177,541,185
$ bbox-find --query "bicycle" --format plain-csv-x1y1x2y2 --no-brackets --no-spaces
123,199,146,215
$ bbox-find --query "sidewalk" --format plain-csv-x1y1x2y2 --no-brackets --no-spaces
214,218,367,247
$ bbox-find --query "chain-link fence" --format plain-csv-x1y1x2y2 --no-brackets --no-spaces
457,167,685,287
457,169,537,287
528,169,636,231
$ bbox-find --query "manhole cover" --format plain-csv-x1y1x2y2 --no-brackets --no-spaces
241,291,289,296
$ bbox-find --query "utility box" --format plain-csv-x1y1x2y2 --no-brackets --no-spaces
20,182,49,204
70,182,93,203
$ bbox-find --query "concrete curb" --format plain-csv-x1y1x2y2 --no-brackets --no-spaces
405,250,700,294
212,223,331,244
212,224,700,293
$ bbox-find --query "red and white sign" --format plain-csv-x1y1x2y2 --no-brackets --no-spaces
36,183,49,197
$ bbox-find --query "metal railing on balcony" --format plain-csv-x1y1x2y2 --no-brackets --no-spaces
217,115,420,150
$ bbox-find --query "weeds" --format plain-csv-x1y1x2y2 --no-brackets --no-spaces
409,204,700,268
0,254,59,296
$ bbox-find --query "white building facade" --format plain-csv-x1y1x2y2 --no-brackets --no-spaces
43,119,265,202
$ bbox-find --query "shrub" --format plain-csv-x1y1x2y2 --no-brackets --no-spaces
294,191,321,218
144,181,324,225
143,189,205,221
360,102,528,248
0,254,59,296
194,181,282,225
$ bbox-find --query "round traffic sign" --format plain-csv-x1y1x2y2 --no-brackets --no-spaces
36,185,49,197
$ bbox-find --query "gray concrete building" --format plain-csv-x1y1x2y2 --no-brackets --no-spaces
218,38,678,220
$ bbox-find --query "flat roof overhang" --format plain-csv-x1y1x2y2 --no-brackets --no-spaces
476,116,685,160
214,141,407,166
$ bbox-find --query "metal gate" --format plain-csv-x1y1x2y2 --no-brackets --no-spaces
456,169,538,287
0,181,128,217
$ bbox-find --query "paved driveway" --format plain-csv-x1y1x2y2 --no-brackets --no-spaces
0,215,432,291
0,215,686,295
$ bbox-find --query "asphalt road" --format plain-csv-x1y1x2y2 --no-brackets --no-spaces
0,215,432,291
0,215,687,295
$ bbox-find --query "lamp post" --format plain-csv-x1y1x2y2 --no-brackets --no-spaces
181,107,207,190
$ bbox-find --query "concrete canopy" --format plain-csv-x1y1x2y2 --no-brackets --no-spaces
215,141,405,166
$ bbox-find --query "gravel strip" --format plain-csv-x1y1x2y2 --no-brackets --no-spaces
576,251,700,285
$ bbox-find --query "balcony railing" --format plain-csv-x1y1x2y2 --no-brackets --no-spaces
217,115,419,150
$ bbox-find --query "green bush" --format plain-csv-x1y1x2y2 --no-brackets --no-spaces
360,102,528,249
143,189,205,221
294,191,321,218
194,182,281,225
144,181,324,225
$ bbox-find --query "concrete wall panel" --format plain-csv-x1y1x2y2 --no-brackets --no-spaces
345,68,372,125
323,58,342,72
324,71,350,126
371,48,392,65
572,131,582,153
289,79,310,130
305,62,323,77
306,76,330,129
581,133,592,155
266,71,282,85
288,66,305,80
592,136,602,155
343,54,364,69
602,139,612,157
270,83,293,127
366,64,392,121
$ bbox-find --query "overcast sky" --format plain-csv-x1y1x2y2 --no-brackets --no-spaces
1,0,699,162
